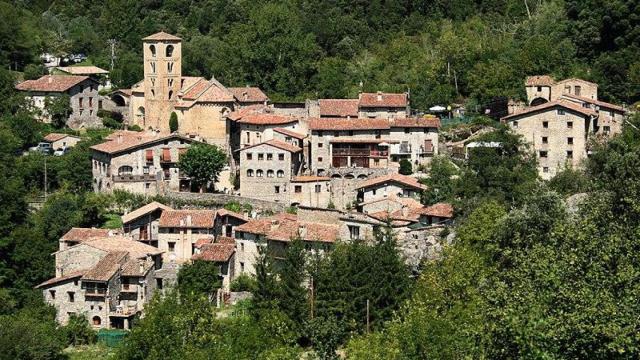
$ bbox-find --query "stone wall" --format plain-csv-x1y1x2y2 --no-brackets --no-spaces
166,191,287,213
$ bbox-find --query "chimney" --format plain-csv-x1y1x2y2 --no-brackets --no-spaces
138,259,145,274
298,224,307,238
186,215,192,226
401,205,409,218
117,134,123,144
48,76,53,84
377,91,382,101
270,219,279,231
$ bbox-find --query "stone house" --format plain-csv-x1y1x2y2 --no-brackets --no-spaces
43,133,81,150
228,87,269,107
36,236,163,329
59,227,119,251
290,176,332,208
158,209,216,265
358,92,410,119
501,100,619,179
15,75,102,129
213,209,248,238
355,173,426,212
238,139,303,202
122,201,173,247
316,99,359,118
235,113,304,148
191,236,236,291
233,213,339,276
91,131,199,195
525,75,599,106
54,66,111,90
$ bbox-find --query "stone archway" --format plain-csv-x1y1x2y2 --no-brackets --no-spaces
530,97,548,106
92,316,101,326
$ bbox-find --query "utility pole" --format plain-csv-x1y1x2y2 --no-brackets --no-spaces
366,299,370,334
44,157,48,202
108,39,117,72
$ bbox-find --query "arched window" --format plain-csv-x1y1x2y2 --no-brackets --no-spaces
166,45,174,57
247,169,254,177
92,316,101,326
118,166,133,175
256,169,263,177
168,62,174,73
267,170,274,178
277,170,284,178
149,45,156,57
168,90,173,100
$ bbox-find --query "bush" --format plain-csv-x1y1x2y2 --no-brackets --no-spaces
399,159,413,175
102,117,123,129
230,274,258,292
62,313,97,346
128,124,142,132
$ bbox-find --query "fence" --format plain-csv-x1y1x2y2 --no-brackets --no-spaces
97,329,128,347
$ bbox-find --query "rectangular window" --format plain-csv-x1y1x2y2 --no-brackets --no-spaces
567,121,573,129
513,121,518,128
146,149,153,163
375,130,381,139
404,128,410,134
567,137,574,145
267,153,273,161
156,278,163,289
68,292,75,302
542,137,548,144
537,86,542,92
543,121,549,128
278,154,284,161
318,143,323,148
98,100,103,109
162,148,171,162
567,150,573,158
49,290,56,299
143,166,149,174
89,97,93,107
348,225,360,240
604,126,611,134
79,98,83,108
315,185,321,193
275,186,280,193
246,153,252,160
258,153,264,161
168,242,175,252
240,262,245,273
295,185,302,193
240,243,245,252
543,167,549,173
575,85,581,96
317,157,323,162
557,109,565,115
539,151,548,158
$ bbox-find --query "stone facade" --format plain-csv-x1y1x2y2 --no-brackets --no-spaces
91,132,197,195
43,133,81,150
525,76,598,105
157,210,216,265
289,177,332,208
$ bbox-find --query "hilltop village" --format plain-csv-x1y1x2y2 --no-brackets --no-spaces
15,32,628,331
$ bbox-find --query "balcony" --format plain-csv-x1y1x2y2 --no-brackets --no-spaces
84,288,106,297
110,305,137,317
112,174,157,182
390,144,412,155
120,284,138,293
332,149,389,157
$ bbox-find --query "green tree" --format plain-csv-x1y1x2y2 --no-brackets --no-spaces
169,112,178,133
398,159,412,175
422,156,459,204
61,313,96,346
178,143,227,192
44,95,71,128
177,260,222,297
277,238,307,326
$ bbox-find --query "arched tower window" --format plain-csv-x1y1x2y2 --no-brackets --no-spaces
247,169,254,177
166,45,174,57
149,45,156,57
168,90,173,100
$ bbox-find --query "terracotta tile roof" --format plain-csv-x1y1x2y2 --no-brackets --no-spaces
525,75,555,86
561,94,626,112
122,202,172,224
273,127,306,139
501,100,597,121
292,176,330,182
229,87,269,103
215,209,247,221
82,251,128,282
239,139,302,153
90,132,196,155
236,114,298,126
180,77,206,92
111,89,132,97
216,236,236,244
194,238,213,249
309,118,390,131
196,81,235,102
159,210,216,228
419,203,454,218
121,259,154,277
391,117,440,128
84,236,163,258
356,174,426,191
44,133,77,142
56,66,109,75
359,92,408,107
60,228,115,242
319,99,359,117
16,75,92,92
192,243,235,262
35,269,86,288
142,31,181,41
236,213,339,243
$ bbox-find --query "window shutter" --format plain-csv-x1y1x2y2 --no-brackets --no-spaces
162,148,171,162
146,149,153,162
424,139,433,152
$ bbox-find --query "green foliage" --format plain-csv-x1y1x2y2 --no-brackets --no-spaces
0,306,66,360
168,112,178,133
285,206,297,215
421,156,459,204
178,143,227,191
62,313,97,346
398,159,412,175
229,273,257,293
177,260,222,298
44,95,71,128
547,165,589,196
128,124,142,132
305,317,343,360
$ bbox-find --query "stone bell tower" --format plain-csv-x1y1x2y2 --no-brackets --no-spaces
141,32,182,132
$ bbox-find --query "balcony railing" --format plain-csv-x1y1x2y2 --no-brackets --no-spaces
110,305,137,316
332,149,389,157
390,145,412,154
112,174,157,182
85,289,106,297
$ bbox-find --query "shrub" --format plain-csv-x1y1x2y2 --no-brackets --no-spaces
399,159,413,175
62,313,97,346
230,274,258,292
128,124,142,132
169,112,178,133
102,117,123,129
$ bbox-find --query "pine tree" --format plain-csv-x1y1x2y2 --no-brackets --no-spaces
278,238,308,325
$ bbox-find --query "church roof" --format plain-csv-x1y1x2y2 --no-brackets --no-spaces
142,32,181,41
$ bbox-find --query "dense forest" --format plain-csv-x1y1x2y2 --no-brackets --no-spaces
3,0,640,109
3,0,640,359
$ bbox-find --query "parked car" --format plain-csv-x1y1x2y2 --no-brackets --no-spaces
53,147,70,156
29,142,53,155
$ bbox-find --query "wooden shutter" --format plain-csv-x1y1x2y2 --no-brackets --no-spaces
162,148,171,162
145,149,153,162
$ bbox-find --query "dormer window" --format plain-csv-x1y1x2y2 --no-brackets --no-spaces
149,45,156,57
